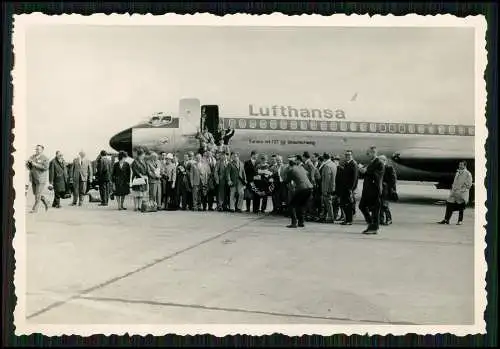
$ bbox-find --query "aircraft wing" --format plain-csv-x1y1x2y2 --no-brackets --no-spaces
391,148,475,175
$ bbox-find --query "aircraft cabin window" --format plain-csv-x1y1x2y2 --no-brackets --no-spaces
270,120,278,129
350,122,358,132
468,127,474,135
300,121,308,130
398,124,406,133
290,121,298,130
310,121,317,130
458,127,465,135
280,120,288,129
389,124,397,133
369,123,377,132
330,121,338,131
428,125,436,134
379,124,387,132
260,120,268,129
360,123,367,132
438,125,445,134
418,125,425,134
448,126,456,134
408,124,415,133
238,119,246,128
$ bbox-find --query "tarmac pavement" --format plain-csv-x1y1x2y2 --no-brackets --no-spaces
24,182,475,325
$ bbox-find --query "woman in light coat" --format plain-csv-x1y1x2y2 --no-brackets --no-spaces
130,148,149,211
438,161,473,225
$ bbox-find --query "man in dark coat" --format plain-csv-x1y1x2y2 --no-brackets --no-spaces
284,156,314,228
96,150,113,206
244,150,258,212
332,155,344,222
48,151,68,208
214,152,230,211
359,146,385,234
176,154,190,210
340,150,359,225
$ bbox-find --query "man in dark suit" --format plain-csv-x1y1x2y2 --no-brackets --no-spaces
244,150,258,212
340,150,359,225
27,144,50,213
214,152,230,211
176,154,190,210
96,150,113,206
359,146,385,234
70,151,93,206
49,151,68,208
227,152,247,212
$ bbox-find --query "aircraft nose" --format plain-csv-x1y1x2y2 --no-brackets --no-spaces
109,128,132,154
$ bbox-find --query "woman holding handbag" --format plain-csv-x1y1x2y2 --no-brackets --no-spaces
130,148,149,211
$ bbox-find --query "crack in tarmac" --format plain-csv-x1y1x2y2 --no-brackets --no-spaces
76,295,417,325
26,215,266,320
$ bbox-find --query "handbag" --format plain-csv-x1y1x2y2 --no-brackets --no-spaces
388,188,399,202
131,177,147,186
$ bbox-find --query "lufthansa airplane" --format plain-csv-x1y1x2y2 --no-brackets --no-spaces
109,97,475,195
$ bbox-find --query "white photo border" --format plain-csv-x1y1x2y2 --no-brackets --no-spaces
11,13,488,337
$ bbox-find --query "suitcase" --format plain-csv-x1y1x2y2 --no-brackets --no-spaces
141,200,158,213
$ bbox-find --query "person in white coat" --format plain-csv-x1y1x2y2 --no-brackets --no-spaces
438,161,473,225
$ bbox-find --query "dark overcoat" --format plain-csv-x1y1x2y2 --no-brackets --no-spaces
49,158,68,194
112,161,131,196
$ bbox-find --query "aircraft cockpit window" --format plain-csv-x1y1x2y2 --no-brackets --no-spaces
160,115,172,123
147,112,173,126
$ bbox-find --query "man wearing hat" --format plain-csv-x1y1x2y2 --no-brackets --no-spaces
96,150,113,206
162,152,177,210
284,156,313,228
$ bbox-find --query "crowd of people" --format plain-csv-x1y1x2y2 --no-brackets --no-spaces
26,139,473,233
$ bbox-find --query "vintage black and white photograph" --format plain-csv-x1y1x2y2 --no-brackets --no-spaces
13,14,487,336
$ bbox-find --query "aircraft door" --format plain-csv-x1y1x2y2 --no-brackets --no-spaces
201,105,220,137
179,98,201,135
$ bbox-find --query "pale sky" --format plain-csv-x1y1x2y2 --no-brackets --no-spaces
25,25,474,159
